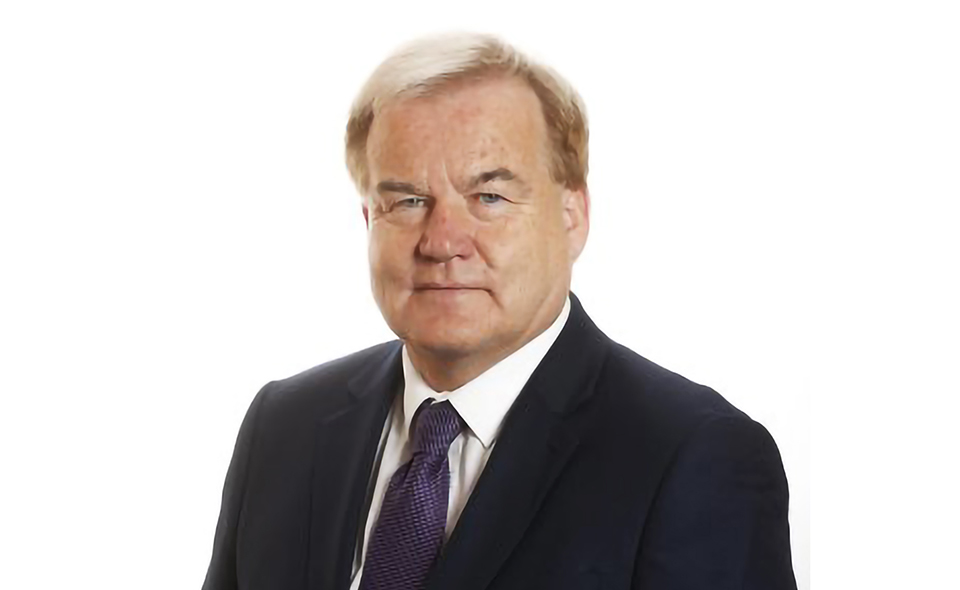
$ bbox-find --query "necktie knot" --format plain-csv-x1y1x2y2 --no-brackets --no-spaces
410,400,462,457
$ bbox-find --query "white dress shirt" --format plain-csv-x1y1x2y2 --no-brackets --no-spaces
348,296,571,589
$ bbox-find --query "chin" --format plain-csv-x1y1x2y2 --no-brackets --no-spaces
385,291,501,352
403,317,495,358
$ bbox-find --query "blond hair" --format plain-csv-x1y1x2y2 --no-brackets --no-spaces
345,33,589,195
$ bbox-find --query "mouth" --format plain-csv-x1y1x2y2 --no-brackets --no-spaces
414,283,487,291
412,286,490,300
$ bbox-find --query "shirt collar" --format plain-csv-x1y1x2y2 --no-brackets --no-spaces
401,295,571,449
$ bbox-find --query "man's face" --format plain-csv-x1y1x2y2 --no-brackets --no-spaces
363,74,588,362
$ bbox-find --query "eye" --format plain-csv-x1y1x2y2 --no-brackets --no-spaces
396,196,428,208
476,193,505,205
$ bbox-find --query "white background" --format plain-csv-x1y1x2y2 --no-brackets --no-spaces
2,1,958,589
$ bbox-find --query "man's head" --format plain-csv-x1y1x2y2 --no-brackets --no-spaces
345,33,590,371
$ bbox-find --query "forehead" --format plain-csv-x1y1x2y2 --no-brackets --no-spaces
366,74,550,181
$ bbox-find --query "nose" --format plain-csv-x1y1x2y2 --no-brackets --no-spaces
417,196,476,262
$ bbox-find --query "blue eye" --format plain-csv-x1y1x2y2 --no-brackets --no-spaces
477,193,504,204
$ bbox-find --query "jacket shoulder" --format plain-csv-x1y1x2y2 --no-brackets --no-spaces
256,340,401,419
597,339,751,441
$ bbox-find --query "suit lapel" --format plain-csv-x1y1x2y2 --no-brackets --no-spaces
426,293,609,590
305,342,403,590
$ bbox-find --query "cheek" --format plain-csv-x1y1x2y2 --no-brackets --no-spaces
478,220,552,279
506,220,568,281
369,226,415,281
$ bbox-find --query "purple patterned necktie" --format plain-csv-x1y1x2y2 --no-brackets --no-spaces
359,399,463,590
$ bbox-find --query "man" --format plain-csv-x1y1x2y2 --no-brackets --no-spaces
202,33,797,590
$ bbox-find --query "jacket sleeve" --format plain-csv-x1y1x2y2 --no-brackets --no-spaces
201,384,270,590
632,415,797,590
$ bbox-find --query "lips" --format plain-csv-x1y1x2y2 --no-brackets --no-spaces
414,283,487,291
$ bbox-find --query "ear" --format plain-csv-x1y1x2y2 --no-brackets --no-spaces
561,186,590,262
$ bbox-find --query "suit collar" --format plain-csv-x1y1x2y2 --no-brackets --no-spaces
346,341,404,407
524,291,609,415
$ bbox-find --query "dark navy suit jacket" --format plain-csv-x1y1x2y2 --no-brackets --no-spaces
202,293,797,589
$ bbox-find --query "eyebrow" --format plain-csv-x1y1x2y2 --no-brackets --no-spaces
375,168,519,196
376,180,424,195
468,168,516,188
